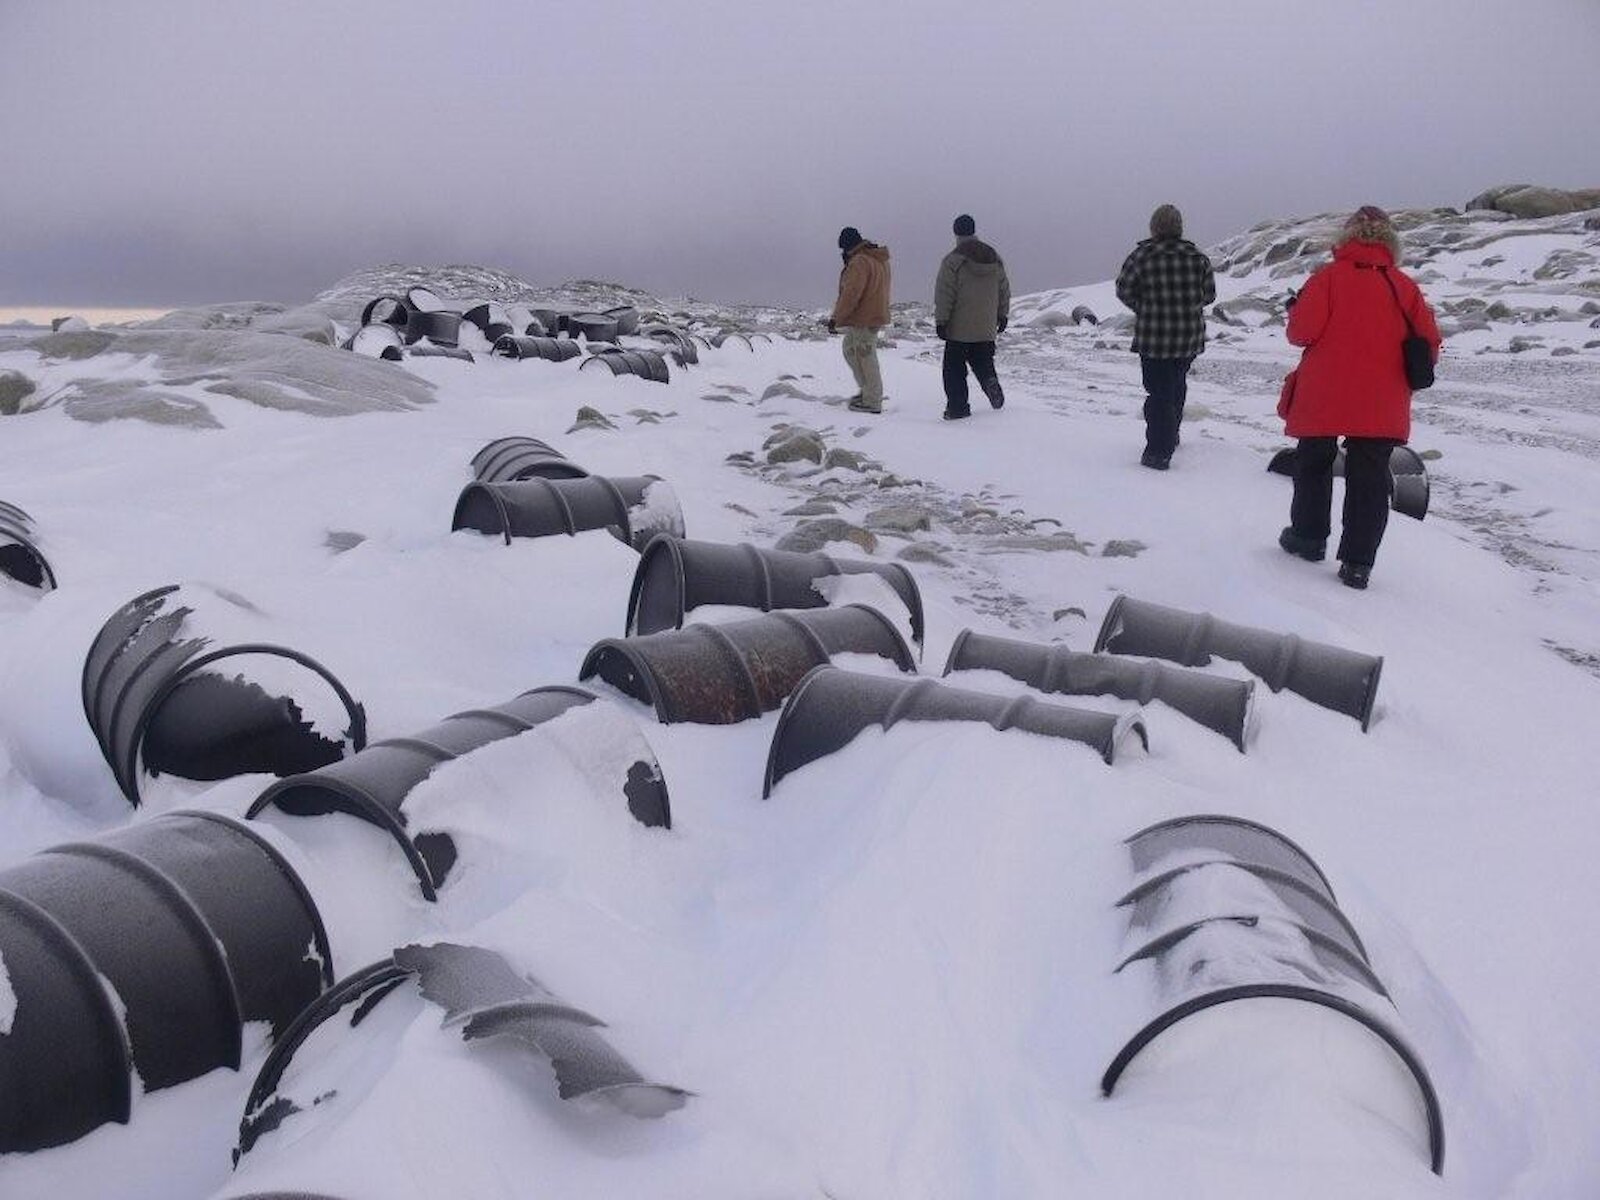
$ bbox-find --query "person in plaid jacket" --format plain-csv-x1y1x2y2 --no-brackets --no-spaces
1115,205,1217,469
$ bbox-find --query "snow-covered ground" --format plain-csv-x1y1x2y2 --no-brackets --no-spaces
2,206,1599,1199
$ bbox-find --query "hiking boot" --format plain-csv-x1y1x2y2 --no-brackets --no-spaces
1139,451,1169,470
981,379,1005,409
942,408,971,421
1278,527,1326,562
847,396,882,414
1338,562,1371,590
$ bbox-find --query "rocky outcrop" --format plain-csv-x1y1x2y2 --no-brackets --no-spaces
1466,185,1600,219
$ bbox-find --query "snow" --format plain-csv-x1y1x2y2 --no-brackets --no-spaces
1,219,1599,1198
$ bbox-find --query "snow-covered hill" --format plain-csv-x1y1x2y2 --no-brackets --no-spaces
1015,192,1600,364
2,192,1599,1200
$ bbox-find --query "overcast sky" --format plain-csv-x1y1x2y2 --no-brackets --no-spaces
3,0,1597,312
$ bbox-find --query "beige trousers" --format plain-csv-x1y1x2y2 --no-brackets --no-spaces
841,326,884,409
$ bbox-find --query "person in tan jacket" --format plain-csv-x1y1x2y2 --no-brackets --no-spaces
828,226,892,413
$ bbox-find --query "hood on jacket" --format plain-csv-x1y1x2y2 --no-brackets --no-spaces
952,236,1000,265
1332,239,1397,269
849,242,890,264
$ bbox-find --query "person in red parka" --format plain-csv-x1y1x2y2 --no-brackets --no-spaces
1276,206,1441,589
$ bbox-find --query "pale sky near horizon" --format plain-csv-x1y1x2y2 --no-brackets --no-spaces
2,0,1597,313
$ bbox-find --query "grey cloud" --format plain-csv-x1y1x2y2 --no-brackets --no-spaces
2,0,1598,309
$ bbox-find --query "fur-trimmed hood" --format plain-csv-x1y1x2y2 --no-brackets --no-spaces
951,236,1001,265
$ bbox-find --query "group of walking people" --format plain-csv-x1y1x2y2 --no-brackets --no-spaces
828,202,1440,590
828,215,1011,422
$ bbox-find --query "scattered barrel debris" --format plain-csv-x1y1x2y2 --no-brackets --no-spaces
0,500,55,591
0,811,332,1152
627,535,925,652
1104,813,1445,1174
582,606,916,725
944,628,1253,750
452,474,684,551
236,941,688,1159
762,665,1148,795
81,584,367,806
1093,595,1383,729
248,686,670,899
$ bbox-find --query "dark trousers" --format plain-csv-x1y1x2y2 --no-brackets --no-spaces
942,340,1001,414
1289,436,1397,567
1140,355,1194,459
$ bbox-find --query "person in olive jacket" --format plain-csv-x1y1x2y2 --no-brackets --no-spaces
933,214,1011,421
1277,205,1441,589
1115,204,1217,469
828,226,892,414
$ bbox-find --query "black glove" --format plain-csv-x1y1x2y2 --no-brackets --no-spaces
935,323,949,340
1284,289,1299,311
997,317,1008,335
827,319,837,335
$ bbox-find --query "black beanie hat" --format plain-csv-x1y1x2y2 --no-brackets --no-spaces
838,226,863,251
953,214,976,236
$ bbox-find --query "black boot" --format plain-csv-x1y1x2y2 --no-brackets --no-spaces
1338,562,1371,589
1279,527,1326,562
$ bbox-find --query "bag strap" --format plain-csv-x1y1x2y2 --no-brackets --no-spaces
1376,266,1420,339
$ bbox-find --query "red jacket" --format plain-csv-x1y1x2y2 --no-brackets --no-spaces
1284,240,1441,441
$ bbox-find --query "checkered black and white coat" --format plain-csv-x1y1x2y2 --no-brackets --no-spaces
1115,237,1217,358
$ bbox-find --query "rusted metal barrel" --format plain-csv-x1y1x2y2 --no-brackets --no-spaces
641,323,698,365
1266,444,1430,521
346,323,404,361
1093,595,1383,729
568,314,620,343
582,606,915,725
451,475,684,552
580,348,670,382
248,686,671,899
604,305,642,336
762,665,1148,795
1105,813,1444,1174
236,942,687,1162
407,344,473,362
470,436,589,483
0,500,55,591
80,584,368,807
491,334,581,362
943,628,1252,749
627,535,925,652
0,810,332,1152
359,295,410,328
403,309,461,348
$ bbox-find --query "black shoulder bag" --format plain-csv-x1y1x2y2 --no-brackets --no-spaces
1378,267,1435,390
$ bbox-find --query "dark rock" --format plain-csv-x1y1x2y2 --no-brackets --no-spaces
1263,238,1303,265
782,501,837,516
1466,184,1600,218
766,434,825,465
775,518,878,554
1070,305,1099,326
28,329,117,359
1052,607,1087,621
0,370,36,415
896,543,953,566
824,448,869,471
325,530,366,553
568,405,617,432
1100,539,1147,558
864,505,934,533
